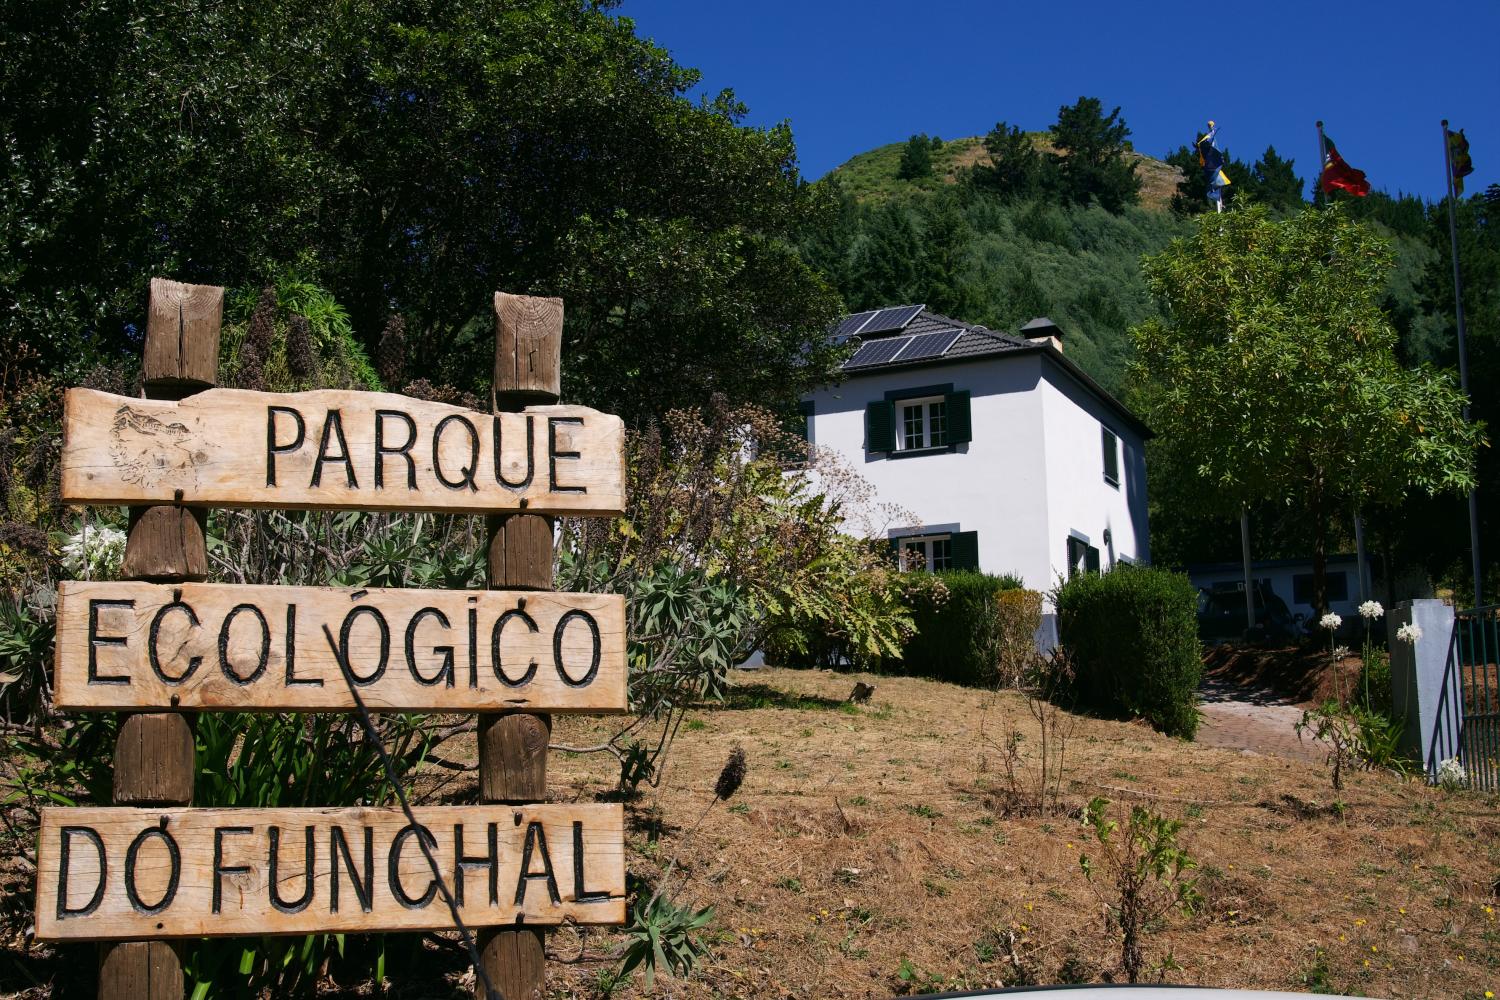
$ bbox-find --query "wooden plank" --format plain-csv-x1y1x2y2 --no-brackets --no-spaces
35,804,625,940
60,387,626,516
54,581,627,713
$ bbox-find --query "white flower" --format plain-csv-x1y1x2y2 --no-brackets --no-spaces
1331,645,1352,661
1396,622,1424,644
1436,756,1467,791
1358,600,1384,620
60,524,127,580
1319,612,1343,631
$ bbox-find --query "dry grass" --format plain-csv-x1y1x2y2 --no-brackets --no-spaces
538,668,1500,999
5,668,1496,998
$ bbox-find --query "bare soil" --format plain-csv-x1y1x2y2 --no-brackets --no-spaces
1203,643,1366,707
5,668,1499,999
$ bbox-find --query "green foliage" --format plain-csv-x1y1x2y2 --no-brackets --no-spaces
1055,566,1202,738
897,134,935,180
616,891,715,989
892,570,1023,686
0,592,52,723
1048,97,1141,212
1078,797,1201,984
562,401,909,785
1130,206,1483,605
1297,699,1407,791
973,123,1048,200
0,0,842,420
1167,141,1303,216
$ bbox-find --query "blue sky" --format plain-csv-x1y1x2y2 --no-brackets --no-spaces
619,0,1500,201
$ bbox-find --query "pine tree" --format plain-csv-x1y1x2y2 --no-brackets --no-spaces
851,202,923,306
974,122,1047,199
897,134,934,180
1249,145,1304,213
918,195,974,318
1049,97,1140,213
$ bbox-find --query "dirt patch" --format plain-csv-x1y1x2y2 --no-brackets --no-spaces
1203,643,1365,707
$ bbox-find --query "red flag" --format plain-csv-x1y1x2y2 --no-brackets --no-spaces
1321,134,1370,197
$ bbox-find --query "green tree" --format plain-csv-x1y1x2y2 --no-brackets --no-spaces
973,122,1048,199
1166,138,1251,215
917,194,974,317
1049,97,1141,212
849,202,923,307
897,134,934,180
1249,145,1304,213
0,0,842,421
1129,206,1483,611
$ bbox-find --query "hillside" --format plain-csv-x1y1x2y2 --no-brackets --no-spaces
805,135,1447,402
829,134,1185,213
802,138,1192,394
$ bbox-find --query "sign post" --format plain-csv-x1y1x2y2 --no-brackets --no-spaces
477,291,567,1000
99,278,223,999
43,283,627,999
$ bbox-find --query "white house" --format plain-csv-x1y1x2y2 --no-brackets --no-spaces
802,306,1151,603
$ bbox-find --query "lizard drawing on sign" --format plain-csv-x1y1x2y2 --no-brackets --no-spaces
109,405,205,489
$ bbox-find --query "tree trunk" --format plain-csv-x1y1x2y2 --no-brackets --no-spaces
1311,471,1329,617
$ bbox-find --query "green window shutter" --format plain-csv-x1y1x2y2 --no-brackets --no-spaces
951,530,979,570
1101,426,1119,485
798,399,815,441
1085,545,1101,575
945,390,972,444
865,400,896,452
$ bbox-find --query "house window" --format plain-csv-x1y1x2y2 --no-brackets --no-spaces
1067,536,1101,578
897,397,948,451
1102,426,1120,488
1293,571,1349,605
899,535,953,572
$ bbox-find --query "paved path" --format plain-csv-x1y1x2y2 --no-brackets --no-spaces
1195,674,1325,764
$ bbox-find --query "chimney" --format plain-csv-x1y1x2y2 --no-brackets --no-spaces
1020,317,1063,353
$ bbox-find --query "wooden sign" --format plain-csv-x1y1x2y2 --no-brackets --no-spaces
60,387,625,516
35,804,624,941
53,581,628,713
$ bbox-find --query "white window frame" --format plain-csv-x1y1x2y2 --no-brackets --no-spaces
895,395,949,452
899,534,953,572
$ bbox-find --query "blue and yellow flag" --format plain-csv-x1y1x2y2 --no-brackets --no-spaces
1197,122,1231,206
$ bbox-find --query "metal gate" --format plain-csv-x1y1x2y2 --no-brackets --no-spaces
1454,604,1500,791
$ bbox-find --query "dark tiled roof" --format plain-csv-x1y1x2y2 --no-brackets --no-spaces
832,307,1151,438
840,309,1028,372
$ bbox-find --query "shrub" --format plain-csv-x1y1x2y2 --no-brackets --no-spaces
1055,566,1201,738
996,588,1044,686
898,570,1024,686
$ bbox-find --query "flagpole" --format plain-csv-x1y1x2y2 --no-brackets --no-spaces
1315,121,1329,205
1441,119,1482,605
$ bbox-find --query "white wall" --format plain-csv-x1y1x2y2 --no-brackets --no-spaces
1036,363,1151,585
805,354,1055,588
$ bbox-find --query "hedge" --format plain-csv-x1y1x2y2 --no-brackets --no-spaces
898,570,1025,686
1055,566,1201,738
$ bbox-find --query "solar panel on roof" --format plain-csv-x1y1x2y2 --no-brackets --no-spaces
833,310,878,339
845,336,912,368
899,329,962,362
859,304,925,336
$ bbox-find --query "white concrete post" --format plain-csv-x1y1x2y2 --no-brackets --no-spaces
1389,599,1460,782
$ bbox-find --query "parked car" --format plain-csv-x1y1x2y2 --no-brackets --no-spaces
1196,582,1300,644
